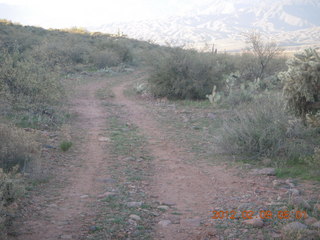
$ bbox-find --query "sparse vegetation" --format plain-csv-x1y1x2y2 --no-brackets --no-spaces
0,18,319,240
59,141,72,152
91,104,156,240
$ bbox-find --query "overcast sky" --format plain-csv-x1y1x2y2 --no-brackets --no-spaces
0,0,205,28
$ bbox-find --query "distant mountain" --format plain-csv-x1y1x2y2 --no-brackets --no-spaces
90,0,320,51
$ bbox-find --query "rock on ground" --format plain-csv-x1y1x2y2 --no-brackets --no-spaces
243,216,264,228
311,221,320,229
282,222,307,233
126,202,143,208
292,197,311,210
129,214,141,221
158,220,172,227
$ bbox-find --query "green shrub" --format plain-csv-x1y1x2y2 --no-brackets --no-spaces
91,49,121,68
224,89,253,106
60,141,72,152
217,95,316,160
0,46,65,128
0,124,38,172
148,47,234,99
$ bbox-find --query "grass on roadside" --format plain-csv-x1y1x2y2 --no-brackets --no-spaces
88,103,156,240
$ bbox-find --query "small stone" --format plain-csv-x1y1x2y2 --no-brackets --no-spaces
98,137,110,142
271,232,282,239
89,226,98,232
243,216,264,228
43,144,57,149
305,217,318,225
61,235,72,239
285,179,295,188
129,214,141,221
98,192,117,199
292,197,311,210
124,157,136,161
126,202,143,208
311,221,320,229
168,216,180,224
252,168,276,176
80,195,89,199
272,180,282,187
282,222,307,233
289,188,300,196
181,217,201,227
207,113,216,119
158,220,171,227
128,219,137,225
101,178,116,183
161,201,176,206
48,204,58,208
157,205,169,211
242,163,253,169
238,203,255,212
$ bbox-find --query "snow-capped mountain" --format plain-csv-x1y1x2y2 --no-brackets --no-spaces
90,0,320,51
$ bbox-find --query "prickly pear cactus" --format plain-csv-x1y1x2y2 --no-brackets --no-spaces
279,48,320,118
206,85,222,104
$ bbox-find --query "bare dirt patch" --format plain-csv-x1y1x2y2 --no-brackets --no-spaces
11,76,113,240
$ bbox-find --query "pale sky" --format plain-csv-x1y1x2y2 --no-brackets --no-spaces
0,0,202,28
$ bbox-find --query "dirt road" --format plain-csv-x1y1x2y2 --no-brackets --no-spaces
112,82,248,240
12,71,319,240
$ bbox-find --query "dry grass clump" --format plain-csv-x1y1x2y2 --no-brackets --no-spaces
0,167,24,239
217,95,315,159
0,124,38,238
0,124,39,172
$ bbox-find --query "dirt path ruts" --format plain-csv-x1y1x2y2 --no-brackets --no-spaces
16,80,110,240
13,71,292,240
112,82,250,240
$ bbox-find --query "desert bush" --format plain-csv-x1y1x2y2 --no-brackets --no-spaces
91,49,122,68
0,124,38,172
0,47,65,128
224,89,253,106
217,95,315,159
0,167,24,239
60,141,72,152
95,39,133,64
279,48,320,119
148,47,234,99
